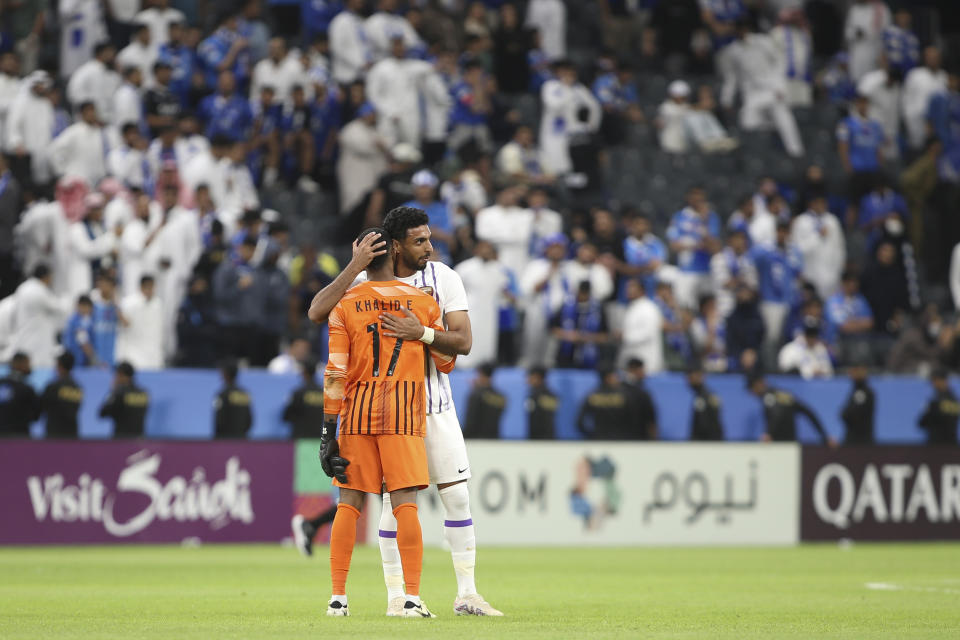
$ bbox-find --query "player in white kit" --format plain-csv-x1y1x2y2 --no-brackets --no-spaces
306,206,503,617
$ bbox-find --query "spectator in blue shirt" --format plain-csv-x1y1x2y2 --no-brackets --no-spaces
653,280,692,364
750,220,803,358
820,52,856,105
309,80,343,174
858,178,909,252
666,186,722,309
158,20,196,108
699,0,745,52
249,85,283,186
279,84,319,191
837,92,885,227
620,214,666,303
63,296,96,367
198,10,251,90
825,270,875,364
528,31,551,93
927,71,960,145
303,0,344,42
92,273,119,367
200,70,254,142
551,281,609,370
883,9,920,74
402,170,455,263
449,60,493,152
592,56,643,145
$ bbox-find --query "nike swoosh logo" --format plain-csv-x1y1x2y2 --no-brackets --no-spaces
458,467,469,474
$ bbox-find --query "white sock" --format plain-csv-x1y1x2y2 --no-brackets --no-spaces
331,594,347,606
439,483,477,598
406,594,421,605
378,493,405,601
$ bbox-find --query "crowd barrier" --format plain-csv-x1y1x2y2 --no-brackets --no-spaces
1,441,955,546
10,367,953,443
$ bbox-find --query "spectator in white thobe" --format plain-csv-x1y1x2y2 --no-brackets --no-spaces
770,9,813,107
112,66,145,131
722,23,804,158
475,186,534,278
456,241,511,369
562,242,614,302
5,71,56,188
182,136,232,214
791,193,846,300
67,43,120,125
365,0,424,62
366,37,433,147
337,105,389,215
4,265,70,368
64,193,118,300
119,193,165,298
329,0,372,85
117,23,157,87
520,235,569,367
48,102,111,187
902,46,947,151
620,278,664,373
249,38,307,106
526,0,566,61
778,322,834,379
116,275,165,370
107,124,151,191
539,61,602,175
845,0,890,82
134,0,186,54
657,80,692,153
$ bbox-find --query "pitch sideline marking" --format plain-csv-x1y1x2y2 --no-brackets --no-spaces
865,582,960,595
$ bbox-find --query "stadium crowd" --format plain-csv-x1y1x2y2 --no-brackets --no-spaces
2,0,960,424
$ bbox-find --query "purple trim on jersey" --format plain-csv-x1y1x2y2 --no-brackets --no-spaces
378,529,397,538
444,518,473,528
430,263,440,303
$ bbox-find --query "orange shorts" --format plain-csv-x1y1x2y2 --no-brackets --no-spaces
333,434,429,494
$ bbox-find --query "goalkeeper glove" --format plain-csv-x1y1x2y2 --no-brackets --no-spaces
319,418,350,483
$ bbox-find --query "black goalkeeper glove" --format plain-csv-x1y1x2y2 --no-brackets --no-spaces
319,419,350,483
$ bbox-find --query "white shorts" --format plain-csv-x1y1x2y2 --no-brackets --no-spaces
424,409,471,485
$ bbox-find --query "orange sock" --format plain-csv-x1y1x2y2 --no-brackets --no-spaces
393,502,423,597
329,503,360,595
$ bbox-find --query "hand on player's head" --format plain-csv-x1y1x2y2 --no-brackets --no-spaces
351,232,388,268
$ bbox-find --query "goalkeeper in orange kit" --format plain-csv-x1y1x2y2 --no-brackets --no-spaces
320,227,456,618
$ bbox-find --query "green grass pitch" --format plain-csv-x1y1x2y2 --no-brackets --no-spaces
1,543,958,639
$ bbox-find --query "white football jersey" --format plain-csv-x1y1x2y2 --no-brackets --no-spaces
356,260,469,415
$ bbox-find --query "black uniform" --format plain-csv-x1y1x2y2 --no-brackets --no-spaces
525,385,558,440
759,388,829,443
0,372,41,436
626,380,657,438
214,385,253,438
463,387,506,439
918,389,960,445
841,381,875,444
690,384,724,441
41,376,84,438
99,384,149,438
578,383,647,440
283,382,325,439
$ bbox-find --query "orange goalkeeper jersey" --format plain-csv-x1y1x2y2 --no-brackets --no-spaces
323,281,456,437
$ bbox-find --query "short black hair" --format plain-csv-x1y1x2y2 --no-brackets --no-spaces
528,366,547,379
33,264,50,279
153,60,172,73
383,206,429,242
11,351,29,366
79,101,96,113
140,275,155,287
210,134,233,149
132,22,149,35
116,361,135,378
121,122,139,137
477,363,496,378
358,227,390,270
57,351,75,372
77,295,93,307
626,358,645,370
94,42,114,57
221,360,239,382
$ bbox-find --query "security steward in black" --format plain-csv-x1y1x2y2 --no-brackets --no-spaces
841,362,875,444
99,361,149,437
525,366,557,439
747,373,836,446
687,365,724,441
918,367,959,445
463,363,506,439
624,358,658,439
214,360,252,438
41,352,84,438
578,367,648,440
0,352,41,436
282,360,325,438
